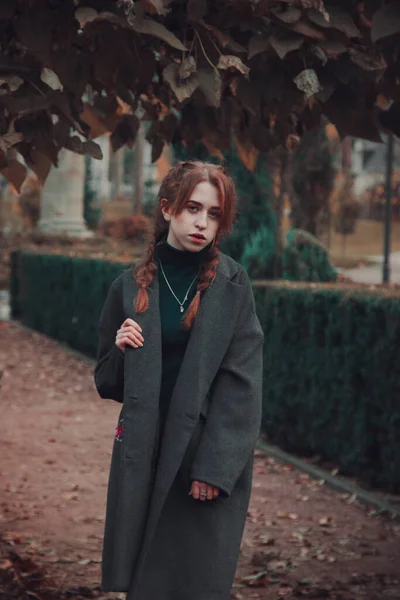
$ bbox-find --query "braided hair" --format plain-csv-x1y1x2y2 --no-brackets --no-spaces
133,161,237,330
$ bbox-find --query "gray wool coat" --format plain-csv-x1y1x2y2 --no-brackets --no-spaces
94,251,264,600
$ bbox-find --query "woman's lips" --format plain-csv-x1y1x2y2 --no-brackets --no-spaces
189,234,206,243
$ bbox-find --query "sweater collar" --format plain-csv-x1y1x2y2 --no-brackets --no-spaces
155,234,213,268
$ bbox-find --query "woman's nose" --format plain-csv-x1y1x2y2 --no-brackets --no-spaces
195,212,208,228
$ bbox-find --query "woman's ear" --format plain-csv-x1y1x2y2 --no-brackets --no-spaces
160,198,171,222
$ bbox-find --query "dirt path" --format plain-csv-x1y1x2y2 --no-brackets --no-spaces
1,321,400,600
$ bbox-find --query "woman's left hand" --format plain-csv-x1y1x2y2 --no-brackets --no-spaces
190,480,220,501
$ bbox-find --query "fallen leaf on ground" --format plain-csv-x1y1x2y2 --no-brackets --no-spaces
277,511,298,520
241,571,270,587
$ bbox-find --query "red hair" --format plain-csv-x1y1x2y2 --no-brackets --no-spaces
133,161,237,329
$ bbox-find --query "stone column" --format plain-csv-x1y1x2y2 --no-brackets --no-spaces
37,148,92,237
108,147,124,200
90,135,111,202
141,132,159,210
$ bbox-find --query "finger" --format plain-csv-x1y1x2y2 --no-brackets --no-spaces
119,335,141,349
191,481,200,500
213,487,219,498
127,326,144,342
119,326,144,344
207,485,213,501
123,319,142,333
118,332,143,347
125,332,144,346
199,484,208,501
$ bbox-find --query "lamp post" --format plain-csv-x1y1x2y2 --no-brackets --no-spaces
383,134,394,284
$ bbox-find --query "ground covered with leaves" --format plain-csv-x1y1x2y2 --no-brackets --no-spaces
1,321,400,600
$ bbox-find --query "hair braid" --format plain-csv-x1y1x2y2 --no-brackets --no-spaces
182,236,221,330
133,231,162,313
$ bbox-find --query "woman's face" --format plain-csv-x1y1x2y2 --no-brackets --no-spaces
161,181,221,252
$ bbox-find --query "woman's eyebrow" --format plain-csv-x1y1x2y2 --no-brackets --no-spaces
187,200,221,210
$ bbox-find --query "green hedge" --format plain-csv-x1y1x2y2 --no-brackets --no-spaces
10,251,400,491
11,251,128,358
253,282,400,491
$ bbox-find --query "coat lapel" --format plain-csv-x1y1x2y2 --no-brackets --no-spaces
121,272,162,461
123,272,161,407
132,260,244,587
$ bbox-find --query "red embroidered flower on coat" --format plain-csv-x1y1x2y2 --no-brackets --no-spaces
115,419,124,442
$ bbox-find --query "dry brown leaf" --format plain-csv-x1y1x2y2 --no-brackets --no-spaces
294,68,322,98
277,511,298,520
201,22,246,53
289,18,327,40
258,535,276,546
241,570,270,587
75,6,98,27
178,56,197,80
270,5,302,23
197,68,222,108
128,16,187,51
269,33,304,59
371,4,400,43
163,62,199,103
217,55,249,77
248,33,269,60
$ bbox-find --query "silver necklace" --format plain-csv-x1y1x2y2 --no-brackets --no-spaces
158,260,200,313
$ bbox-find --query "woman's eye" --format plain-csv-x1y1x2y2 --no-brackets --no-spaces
187,205,220,219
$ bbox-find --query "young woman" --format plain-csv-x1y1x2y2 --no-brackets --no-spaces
94,160,264,600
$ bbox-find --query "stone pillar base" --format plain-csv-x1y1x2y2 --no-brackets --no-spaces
37,217,93,238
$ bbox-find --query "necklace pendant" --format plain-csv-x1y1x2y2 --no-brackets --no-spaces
180,306,184,313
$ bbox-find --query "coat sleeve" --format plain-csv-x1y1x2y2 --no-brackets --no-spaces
190,267,264,497
94,274,126,403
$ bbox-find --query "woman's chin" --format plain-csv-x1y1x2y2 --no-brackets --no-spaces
186,237,207,250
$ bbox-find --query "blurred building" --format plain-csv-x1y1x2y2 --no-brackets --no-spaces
351,137,400,220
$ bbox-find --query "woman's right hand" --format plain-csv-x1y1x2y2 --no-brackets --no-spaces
115,318,144,353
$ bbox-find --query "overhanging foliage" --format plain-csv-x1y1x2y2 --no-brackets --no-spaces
1,0,400,189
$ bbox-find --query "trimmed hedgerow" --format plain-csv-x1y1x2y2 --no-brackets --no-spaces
10,251,400,491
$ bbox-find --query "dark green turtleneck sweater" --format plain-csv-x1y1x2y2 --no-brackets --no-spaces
154,237,212,423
